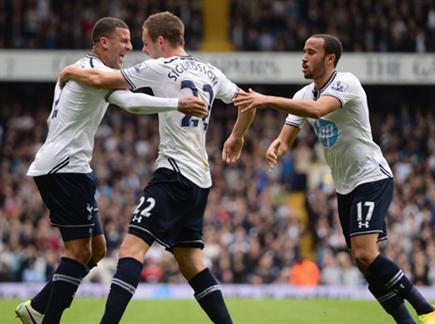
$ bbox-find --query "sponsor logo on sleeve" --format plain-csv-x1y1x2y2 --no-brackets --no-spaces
134,62,147,72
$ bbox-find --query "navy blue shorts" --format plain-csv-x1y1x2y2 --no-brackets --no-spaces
34,172,103,241
128,168,210,251
337,178,394,249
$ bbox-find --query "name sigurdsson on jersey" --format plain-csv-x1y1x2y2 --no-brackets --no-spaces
167,58,219,85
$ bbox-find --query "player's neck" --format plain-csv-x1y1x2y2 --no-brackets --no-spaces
314,69,336,90
164,47,187,58
91,49,110,67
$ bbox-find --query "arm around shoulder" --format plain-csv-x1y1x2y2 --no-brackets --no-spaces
61,65,129,89
107,90,178,114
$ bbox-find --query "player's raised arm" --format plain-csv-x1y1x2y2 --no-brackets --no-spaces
234,88,341,119
60,65,130,89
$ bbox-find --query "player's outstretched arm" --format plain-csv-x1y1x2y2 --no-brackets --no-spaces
60,65,129,89
233,88,271,110
222,90,256,164
266,124,300,171
234,88,340,119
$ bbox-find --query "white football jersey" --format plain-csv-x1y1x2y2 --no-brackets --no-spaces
285,71,393,194
27,54,113,176
121,55,238,188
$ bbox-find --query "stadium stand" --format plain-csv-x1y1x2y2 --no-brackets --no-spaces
0,0,203,50
230,0,435,52
1,0,435,52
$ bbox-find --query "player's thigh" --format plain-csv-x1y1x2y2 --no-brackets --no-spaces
350,233,380,272
128,169,191,249
128,183,183,248
34,172,98,234
171,186,210,251
87,195,106,261
171,180,209,280
337,191,353,249
347,178,394,247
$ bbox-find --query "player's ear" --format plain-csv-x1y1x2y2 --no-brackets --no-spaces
157,35,165,47
99,36,110,49
327,53,336,66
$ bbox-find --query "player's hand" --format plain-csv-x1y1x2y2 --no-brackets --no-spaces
233,88,269,112
59,65,76,89
266,138,287,171
222,134,244,164
178,96,208,117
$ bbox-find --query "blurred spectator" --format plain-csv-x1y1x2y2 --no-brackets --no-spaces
289,256,320,287
141,258,163,283
319,248,341,285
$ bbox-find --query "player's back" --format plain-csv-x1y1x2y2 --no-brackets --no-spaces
122,55,238,188
28,54,112,176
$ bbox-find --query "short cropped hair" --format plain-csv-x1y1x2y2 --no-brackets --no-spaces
143,11,185,47
311,34,343,67
91,17,129,44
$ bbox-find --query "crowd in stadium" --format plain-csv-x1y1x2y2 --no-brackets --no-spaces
0,0,203,50
0,85,434,287
230,0,435,52
1,0,435,52
0,0,434,290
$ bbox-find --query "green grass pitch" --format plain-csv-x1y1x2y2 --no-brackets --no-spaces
2,298,418,323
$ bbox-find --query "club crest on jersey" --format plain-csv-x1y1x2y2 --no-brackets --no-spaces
331,81,348,92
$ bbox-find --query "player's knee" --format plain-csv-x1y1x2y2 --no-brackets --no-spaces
176,255,194,274
119,237,137,255
174,249,205,280
118,234,148,261
177,261,205,280
78,248,92,265
351,248,377,272
65,246,92,265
